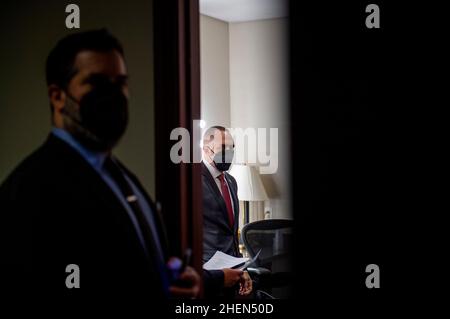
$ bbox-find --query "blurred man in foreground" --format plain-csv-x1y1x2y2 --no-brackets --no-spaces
0,29,199,300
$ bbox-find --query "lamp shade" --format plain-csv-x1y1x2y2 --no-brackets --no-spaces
228,164,268,201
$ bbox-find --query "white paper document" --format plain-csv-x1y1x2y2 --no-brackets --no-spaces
203,251,249,270
203,250,261,270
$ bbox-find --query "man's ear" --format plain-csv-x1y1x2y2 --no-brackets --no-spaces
48,84,66,114
203,144,214,157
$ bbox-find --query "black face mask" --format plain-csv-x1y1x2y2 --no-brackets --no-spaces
62,79,129,152
211,148,234,172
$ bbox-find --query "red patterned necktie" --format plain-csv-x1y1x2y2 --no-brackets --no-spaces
218,174,234,226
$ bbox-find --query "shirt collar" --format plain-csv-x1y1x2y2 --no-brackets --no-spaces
51,127,108,171
203,156,222,179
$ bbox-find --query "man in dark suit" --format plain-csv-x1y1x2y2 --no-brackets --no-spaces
201,126,252,297
0,29,199,300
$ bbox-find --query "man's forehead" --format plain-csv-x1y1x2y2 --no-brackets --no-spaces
212,130,233,144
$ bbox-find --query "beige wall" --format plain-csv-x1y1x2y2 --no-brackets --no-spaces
229,18,291,219
0,0,155,196
200,15,291,219
200,15,231,128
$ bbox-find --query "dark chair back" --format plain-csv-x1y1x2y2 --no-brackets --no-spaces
242,219,294,298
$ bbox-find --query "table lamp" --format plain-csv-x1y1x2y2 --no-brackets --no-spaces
229,164,268,225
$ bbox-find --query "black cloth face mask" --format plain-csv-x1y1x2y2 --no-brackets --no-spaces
61,79,129,152
210,147,234,172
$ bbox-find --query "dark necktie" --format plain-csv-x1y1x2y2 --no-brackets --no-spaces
103,156,169,293
218,173,234,227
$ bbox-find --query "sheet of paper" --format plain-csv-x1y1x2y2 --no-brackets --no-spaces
203,251,249,270
235,249,261,270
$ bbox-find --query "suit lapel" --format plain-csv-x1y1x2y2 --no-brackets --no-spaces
88,173,152,262
202,163,233,231
46,135,151,263
116,160,169,260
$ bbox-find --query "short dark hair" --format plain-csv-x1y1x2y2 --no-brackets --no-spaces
203,126,229,145
46,29,124,89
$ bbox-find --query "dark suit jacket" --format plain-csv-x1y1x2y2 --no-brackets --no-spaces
0,134,169,300
202,162,240,296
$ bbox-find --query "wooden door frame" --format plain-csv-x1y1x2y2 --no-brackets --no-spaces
153,0,203,291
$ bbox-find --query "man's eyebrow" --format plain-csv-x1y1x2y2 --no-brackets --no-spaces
81,74,128,84
115,75,129,83
81,73,106,84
